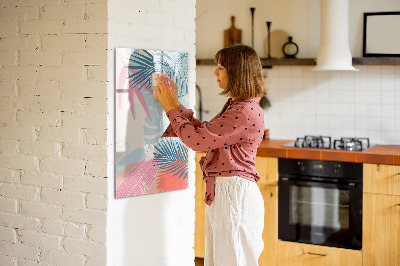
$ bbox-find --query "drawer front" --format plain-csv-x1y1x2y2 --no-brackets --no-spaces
277,241,362,266
364,164,400,196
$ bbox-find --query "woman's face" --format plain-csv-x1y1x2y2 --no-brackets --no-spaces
214,64,228,89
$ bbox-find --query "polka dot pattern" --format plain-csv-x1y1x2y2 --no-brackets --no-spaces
162,97,265,204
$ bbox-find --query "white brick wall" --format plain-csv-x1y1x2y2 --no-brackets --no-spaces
0,0,108,265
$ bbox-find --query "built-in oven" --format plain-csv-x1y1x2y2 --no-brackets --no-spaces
278,158,363,250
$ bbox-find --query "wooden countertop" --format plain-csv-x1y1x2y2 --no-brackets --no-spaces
257,139,400,165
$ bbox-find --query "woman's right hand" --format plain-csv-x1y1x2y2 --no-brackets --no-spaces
160,75,180,108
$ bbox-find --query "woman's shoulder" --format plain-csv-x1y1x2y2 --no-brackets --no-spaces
233,97,262,112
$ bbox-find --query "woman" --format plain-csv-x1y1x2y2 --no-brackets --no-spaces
155,44,266,266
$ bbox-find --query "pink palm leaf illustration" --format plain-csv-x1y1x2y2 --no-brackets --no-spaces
155,169,188,192
115,158,158,198
117,49,155,121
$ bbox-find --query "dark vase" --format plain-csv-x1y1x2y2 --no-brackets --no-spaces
282,36,299,58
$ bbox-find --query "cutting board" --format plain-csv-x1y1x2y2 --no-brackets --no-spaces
224,16,242,48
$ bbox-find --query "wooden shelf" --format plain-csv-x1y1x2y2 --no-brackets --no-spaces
352,57,400,65
196,57,400,67
260,58,316,67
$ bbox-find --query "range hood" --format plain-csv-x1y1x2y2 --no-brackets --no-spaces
314,0,358,71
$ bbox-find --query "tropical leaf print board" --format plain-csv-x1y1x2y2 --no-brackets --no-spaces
115,48,189,198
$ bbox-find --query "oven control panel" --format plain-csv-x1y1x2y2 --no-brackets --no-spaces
280,158,362,180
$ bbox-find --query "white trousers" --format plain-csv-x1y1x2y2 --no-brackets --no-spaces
205,176,265,266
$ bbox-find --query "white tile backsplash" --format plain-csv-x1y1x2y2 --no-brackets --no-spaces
382,105,395,118
367,91,381,105
355,104,368,117
355,117,368,131
196,65,400,144
382,117,396,131
382,90,395,104
382,78,395,91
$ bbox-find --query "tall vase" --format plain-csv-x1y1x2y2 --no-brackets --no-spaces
266,21,272,58
250,7,255,48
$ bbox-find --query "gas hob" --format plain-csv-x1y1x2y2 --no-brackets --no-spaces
282,135,374,151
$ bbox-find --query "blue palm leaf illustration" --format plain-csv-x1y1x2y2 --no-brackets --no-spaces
125,49,155,121
142,50,189,145
160,52,188,98
153,138,188,180
127,49,154,91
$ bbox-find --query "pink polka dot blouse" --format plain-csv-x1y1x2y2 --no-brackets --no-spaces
161,97,265,205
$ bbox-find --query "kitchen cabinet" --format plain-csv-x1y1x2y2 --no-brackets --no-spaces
276,241,362,266
255,156,278,186
195,152,207,258
363,193,400,266
255,156,278,266
259,184,278,266
363,163,400,266
363,163,400,196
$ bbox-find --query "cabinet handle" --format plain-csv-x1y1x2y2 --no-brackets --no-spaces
307,252,328,256
397,204,400,207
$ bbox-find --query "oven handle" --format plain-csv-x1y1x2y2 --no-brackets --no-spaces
280,177,357,189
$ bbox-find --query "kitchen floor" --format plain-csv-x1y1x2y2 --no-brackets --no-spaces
195,257,204,265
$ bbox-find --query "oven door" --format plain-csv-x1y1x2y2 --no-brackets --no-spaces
278,176,362,250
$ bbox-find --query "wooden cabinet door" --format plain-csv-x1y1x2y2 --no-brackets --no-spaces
255,156,278,186
363,193,400,266
276,241,362,266
364,164,400,196
195,152,207,258
259,185,278,266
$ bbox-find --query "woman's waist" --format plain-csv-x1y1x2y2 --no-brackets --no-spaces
206,169,259,182
214,174,257,184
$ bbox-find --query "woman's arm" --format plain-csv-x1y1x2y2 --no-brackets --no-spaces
155,76,250,151
158,76,202,137
165,107,248,151
161,103,203,138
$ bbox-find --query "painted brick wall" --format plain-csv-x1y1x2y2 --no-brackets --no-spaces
107,0,197,265
0,1,108,265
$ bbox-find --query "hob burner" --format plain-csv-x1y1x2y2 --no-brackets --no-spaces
295,135,331,149
333,137,370,151
284,136,372,151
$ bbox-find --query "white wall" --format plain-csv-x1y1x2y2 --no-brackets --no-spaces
107,1,197,266
196,0,400,58
196,0,400,145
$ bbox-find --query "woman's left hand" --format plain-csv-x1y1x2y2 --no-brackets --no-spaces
154,76,175,113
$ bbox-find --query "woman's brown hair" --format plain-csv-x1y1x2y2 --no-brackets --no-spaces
214,44,266,99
